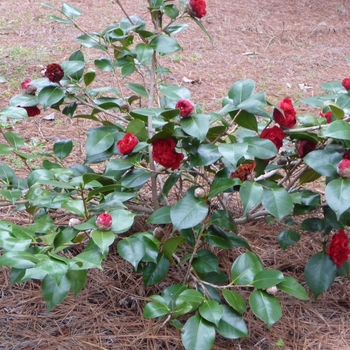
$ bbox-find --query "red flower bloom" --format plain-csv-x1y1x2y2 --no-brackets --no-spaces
296,139,317,158
337,158,350,178
342,78,350,91
18,106,41,117
175,99,194,117
320,111,332,124
45,63,64,83
188,0,207,18
260,126,285,151
327,230,350,268
152,138,184,170
96,212,113,231
273,98,297,129
117,132,138,155
230,161,256,182
21,79,32,89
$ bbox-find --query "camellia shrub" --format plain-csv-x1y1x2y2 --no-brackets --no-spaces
0,1,350,349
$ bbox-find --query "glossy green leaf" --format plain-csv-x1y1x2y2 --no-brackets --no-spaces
199,300,223,326
325,179,350,220
85,128,115,157
144,301,170,318
190,144,221,167
150,35,181,54
180,115,210,142
210,210,237,233
262,187,293,221
181,314,215,350
222,289,246,314
121,169,151,188
249,290,282,328
0,189,22,205
218,143,249,167
67,269,87,297
53,139,73,160
109,209,135,234
94,58,114,72
117,236,146,270
42,274,70,312
252,269,284,289
277,229,300,250
135,43,154,63
304,251,336,299
38,86,65,110
203,226,232,249
323,120,350,140
126,82,149,98
0,107,28,119
228,79,255,105
161,284,188,307
216,305,249,339
163,4,180,19
9,94,38,107
303,150,342,177
192,249,219,275
0,251,38,269
147,206,171,224
208,178,240,199
91,230,115,255
62,199,85,217
231,251,264,285
61,60,85,78
177,289,204,312
126,119,148,141
162,236,186,261
240,181,263,216
0,164,15,183
84,70,96,86
62,3,82,19
245,137,278,160
72,250,103,270
3,131,24,149
143,254,169,286
170,191,208,231
75,34,108,51
277,276,309,300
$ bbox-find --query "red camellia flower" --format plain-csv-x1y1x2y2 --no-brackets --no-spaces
175,99,194,118
21,79,32,89
260,126,285,151
337,158,350,178
273,98,297,129
45,63,64,83
188,0,207,18
296,139,317,158
152,138,184,170
320,111,332,124
342,78,350,91
23,106,41,117
327,230,350,268
96,212,113,231
117,132,138,155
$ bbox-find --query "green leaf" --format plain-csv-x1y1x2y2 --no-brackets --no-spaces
85,127,115,157
161,284,188,307
180,115,210,142
170,191,208,231
262,187,293,221
53,139,73,160
150,35,181,54
231,251,264,285
84,70,96,86
0,107,28,119
222,289,246,314
240,181,263,216
143,254,170,286
304,251,336,299
126,82,149,98
192,250,219,274
323,120,350,140
228,79,255,105
277,276,309,300
177,289,204,311
4,131,24,149
162,236,186,261
121,169,151,188
126,119,148,141
190,144,221,167
94,58,114,72
249,290,282,328
199,300,223,326
252,269,284,289
303,150,342,177
38,86,65,110
75,34,108,51
162,172,180,197
135,43,154,63
9,94,38,107
277,229,300,250
204,226,232,249
325,179,350,220
245,137,278,160
62,199,85,217
163,4,180,19
147,206,171,224
210,210,237,233
0,251,38,269
0,189,22,204
61,60,85,78
117,236,146,270
216,305,249,339
144,302,170,318
234,110,258,132
218,143,249,167
208,178,240,199
42,274,71,312
72,250,103,270
67,269,87,297
61,3,82,19
181,314,215,350
91,230,115,255
0,163,15,183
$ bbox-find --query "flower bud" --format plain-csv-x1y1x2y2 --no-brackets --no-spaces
96,212,113,231
337,158,350,178
342,77,350,91
69,218,81,227
194,187,206,198
153,227,165,240
266,286,278,295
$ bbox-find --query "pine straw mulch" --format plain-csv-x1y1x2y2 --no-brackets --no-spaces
1,218,350,350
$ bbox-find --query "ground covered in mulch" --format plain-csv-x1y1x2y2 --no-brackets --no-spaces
1,0,350,349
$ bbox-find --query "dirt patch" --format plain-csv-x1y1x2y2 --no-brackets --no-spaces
1,0,350,349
